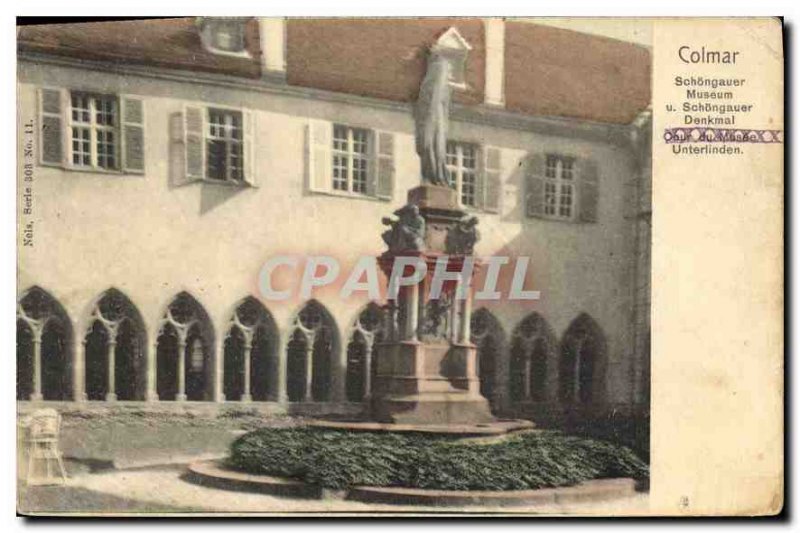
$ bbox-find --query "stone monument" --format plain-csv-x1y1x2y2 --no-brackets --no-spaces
370,28,495,425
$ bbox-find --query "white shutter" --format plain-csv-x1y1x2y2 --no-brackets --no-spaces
577,158,599,223
482,146,502,213
373,130,395,200
242,109,257,187
306,119,332,193
168,108,202,186
121,96,145,174
184,105,205,181
38,87,66,167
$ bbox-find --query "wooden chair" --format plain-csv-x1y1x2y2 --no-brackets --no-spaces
24,408,67,486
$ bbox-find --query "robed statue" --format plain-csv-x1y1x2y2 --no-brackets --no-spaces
415,52,452,186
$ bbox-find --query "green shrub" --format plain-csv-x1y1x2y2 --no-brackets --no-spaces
229,427,648,491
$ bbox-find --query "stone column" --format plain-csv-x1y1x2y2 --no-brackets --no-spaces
213,339,225,403
523,356,532,401
30,329,43,401
73,337,87,402
275,330,288,403
406,285,419,341
176,329,187,402
304,335,314,402
241,335,253,402
450,290,460,344
459,289,472,344
363,336,374,400
387,301,399,341
105,338,117,402
145,341,158,402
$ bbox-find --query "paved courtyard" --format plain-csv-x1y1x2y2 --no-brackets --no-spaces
20,467,650,516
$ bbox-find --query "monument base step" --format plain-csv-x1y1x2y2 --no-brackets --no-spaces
371,392,495,425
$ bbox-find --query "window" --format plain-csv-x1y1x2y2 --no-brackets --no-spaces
206,109,244,182
332,125,370,194
544,155,575,219
198,18,249,56
445,141,478,207
69,92,118,170
211,21,245,52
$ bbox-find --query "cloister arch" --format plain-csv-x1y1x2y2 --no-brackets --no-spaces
17,287,74,401
223,296,278,402
286,300,339,403
83,288,148,401
345,303,386,402
509,312,557,403
156,292,215,401
470,308,507,412
560,313,607,404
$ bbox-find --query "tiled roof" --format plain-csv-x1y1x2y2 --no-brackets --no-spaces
18,17,651,125
17,18,262,78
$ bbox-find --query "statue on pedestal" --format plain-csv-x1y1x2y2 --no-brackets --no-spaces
415,53,452,186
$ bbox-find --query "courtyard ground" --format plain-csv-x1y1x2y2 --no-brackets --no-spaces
17,408,650,516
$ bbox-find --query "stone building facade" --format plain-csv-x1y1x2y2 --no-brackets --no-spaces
16,18,652,429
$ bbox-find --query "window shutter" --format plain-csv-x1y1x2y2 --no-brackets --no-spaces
38,88,65,166
242,109,257,187
373,130,395,200
184,105,205,181
121,96,145,174
483,146,502,213
525,153,546,218
306,119,331,193
577,158,599,223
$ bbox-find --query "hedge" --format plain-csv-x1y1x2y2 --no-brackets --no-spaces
229,427,648,491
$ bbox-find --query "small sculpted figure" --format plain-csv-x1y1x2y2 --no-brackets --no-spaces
445,214,480,255
382,204,426,253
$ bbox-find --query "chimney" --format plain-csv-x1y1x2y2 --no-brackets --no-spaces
483,18,505,107
258,17,286,77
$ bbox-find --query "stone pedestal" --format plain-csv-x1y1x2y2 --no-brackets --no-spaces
370,184,494,425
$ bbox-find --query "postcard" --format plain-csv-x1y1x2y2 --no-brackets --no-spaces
16,16,783,516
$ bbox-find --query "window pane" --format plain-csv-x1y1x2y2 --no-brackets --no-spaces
96,129,116,169
230,142,243,181
332,154,347,190
560,184,573,217
95,97,116,127
207,139,227,180
72,127,91,166
462,170,476,206
333,125,348,152
207,109,244,181
562,159,574,180
544,182,557,215
352,156,368,193
545,155,558,178
462,145,476,169
331,125,371,194
71,94,90,123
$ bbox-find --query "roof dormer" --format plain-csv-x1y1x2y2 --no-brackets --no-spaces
197,17,251,58
431,27,472,89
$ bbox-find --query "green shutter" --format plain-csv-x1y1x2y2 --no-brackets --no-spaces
38,88,64,166
525,153,546,218
122,96,145,173
483,146,502,213
578,158,599,223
